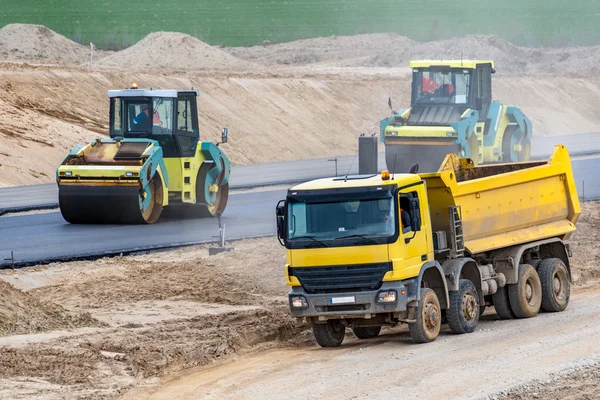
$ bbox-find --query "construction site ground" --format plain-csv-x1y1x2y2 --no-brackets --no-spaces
1,24,600,399
0,201,597,399
1,26,600,187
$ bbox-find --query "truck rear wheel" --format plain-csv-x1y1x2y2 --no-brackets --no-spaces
408,288,441,343
538,258,570,312
352,326,381,339
508,264,542,318
447,279,480,334
492,286,514,319
313,320,345,347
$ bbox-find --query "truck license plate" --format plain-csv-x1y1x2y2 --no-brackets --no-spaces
330,296,355,304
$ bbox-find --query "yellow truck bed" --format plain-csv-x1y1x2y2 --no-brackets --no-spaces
421,145,581,254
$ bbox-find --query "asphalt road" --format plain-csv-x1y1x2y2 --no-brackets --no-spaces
0,189,285,267
1,133,598,214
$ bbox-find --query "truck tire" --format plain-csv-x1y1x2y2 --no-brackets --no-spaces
508,264,542,318
492,285,515,319
313,320,345,348
447,279,480,334
408,288,441,343
352,326,381,339
538,258,570,312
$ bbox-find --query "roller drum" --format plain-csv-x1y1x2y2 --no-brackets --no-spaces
385,138,459,173
59,185,158,224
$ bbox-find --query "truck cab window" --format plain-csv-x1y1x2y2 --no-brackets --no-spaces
399,195,412,233
400,191,420,234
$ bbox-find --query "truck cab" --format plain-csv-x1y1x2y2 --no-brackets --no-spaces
277,146,579,347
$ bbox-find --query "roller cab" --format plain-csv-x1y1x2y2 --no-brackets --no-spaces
56,86,231,224
381,60,532,173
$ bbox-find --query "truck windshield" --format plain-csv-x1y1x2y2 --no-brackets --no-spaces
412,68,471,105
288,197,395,241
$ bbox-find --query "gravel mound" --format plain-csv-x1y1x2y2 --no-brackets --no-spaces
226,32,416,65
95,31,252,71
227,32,600,74
0,24,96,64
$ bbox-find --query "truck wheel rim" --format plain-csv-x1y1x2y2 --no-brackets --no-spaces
553,269,567,300
462,292,477,322
424,301,440,331
525,281,533,302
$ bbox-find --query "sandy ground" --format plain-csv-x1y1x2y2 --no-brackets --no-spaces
0,64,598,187
0,25,600,187
0,24,599,399
0,202,597,399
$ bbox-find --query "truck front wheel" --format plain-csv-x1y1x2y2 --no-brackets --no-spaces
313,320,345,347
352,326,381,339
508,264,542,318
538,258,570,312
408,288,441,343
447,279,480,334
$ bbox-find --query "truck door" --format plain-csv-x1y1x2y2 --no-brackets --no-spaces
390,188,431,280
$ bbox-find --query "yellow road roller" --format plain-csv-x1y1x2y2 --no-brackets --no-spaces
56,85,230,224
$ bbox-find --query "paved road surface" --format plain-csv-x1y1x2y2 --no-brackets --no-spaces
1,133,598,214
0,189,285,267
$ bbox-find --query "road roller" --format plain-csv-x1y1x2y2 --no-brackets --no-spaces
379,60,532,173
56,85,230,224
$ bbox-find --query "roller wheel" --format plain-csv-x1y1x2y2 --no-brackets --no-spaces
408,288,441,343
538,258,570,312
492,285,515,319
508,264,542,318
313,320,345,348
352,326,381,339
140,174,164,224
194,163,229,218
447,279,480,334
502,126,530,162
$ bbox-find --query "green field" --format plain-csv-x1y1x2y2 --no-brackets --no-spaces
1,0,598,49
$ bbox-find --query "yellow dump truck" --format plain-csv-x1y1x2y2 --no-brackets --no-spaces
276,145,580,346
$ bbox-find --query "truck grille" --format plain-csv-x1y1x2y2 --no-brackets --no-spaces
289,262,392,294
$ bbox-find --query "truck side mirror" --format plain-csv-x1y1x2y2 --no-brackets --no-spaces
221,127,228,144
410,198,421,231
388,96,393,114
276,200,286,245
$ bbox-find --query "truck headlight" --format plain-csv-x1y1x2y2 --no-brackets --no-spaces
290,295,308,309
376,290,397,303
126,171,133,177
64,171,72,176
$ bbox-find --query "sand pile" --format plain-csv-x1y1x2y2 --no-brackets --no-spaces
372,34,600,74
228,32,600,75
0,24,102,65
226,33,416,65
0,280,99,335
95,32,253,71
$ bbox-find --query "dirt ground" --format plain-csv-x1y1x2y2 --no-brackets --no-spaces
1,25,600,187
0,202,597,399
1,23,600,400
